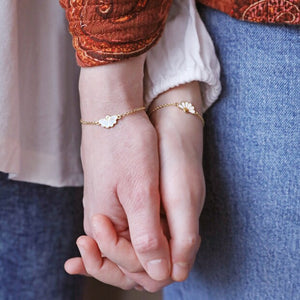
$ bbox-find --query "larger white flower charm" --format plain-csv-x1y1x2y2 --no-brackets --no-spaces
98,115,119,128
178,102,196,114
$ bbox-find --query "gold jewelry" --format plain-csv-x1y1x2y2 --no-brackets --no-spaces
148,101,205,126
80,106,145,129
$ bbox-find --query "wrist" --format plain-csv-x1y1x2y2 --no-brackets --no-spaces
148,82,203,112
148,82,204,129
79,55,146,118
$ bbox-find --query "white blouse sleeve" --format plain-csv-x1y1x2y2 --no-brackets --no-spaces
144,0,221,112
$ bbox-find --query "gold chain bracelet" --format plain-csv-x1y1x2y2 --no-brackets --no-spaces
148,101,205,126
80,106,145,129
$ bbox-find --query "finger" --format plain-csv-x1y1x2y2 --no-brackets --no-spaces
76,235,136,290
162,169,204,282
92,214,144,273
122,187,171,281
121,267,172,293
64,257,89,276
160,213,170,239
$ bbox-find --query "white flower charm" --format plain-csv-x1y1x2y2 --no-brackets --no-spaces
98,115,119,128
178,102,196,114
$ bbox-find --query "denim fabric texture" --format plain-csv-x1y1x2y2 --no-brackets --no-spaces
164,6,300,300
0,173,84,300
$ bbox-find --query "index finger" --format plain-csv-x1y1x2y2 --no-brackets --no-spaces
122,185,171,281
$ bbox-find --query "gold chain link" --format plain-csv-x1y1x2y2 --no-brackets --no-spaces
148,102,205,126
80,120,100,126
118,106,146,118
148,103,179,115
80,102,204,128
80,106,146,128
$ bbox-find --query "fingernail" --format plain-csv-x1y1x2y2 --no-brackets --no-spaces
172,263,189,282
146,258,169,281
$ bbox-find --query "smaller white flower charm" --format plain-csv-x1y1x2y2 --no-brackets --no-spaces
98,115,119,128
178,102,196,114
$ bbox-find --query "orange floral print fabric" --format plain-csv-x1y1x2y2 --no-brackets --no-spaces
59,0,172,67
60,0,299,67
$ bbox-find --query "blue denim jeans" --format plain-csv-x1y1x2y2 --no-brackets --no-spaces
0,173,84,300
164,6,299,300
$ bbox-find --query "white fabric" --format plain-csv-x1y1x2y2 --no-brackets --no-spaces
145,0,221,111
0,0,83,187
0,0,221,187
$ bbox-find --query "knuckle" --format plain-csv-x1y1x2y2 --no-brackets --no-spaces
127,264,143,274
178,234,201,252
133,235,161,254
120,280,136,291
185,235,200,248
84,264,98,276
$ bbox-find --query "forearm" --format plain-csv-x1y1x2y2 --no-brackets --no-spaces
79,55,146,120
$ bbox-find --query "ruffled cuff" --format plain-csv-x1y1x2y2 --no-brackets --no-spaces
144,0,221,112
60,0,172,67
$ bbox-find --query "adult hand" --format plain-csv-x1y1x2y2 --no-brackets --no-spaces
79,55,170,281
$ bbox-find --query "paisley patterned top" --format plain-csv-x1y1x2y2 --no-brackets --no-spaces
60,0,299,67
59,0,172,67
200,0,300,24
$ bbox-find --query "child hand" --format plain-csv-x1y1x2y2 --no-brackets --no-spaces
148,82,205,281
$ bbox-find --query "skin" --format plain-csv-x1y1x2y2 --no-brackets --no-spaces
66,56,205,290
149,82,205,282
79,55,171,282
